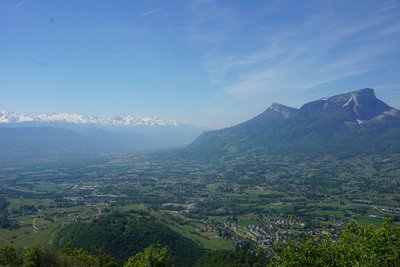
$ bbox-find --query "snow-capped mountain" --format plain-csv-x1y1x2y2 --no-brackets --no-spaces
0,110,34,123
0,110,206,159
0,110,180,127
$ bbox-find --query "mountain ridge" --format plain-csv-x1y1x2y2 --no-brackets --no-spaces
0,110,181,127
187,88,400,159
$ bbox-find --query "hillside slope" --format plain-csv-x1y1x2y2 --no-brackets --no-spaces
54,214,205,267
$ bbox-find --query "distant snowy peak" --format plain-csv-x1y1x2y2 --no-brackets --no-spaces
0,110,180,127
37,113,99,124
103,115,179,127
0,110,34,123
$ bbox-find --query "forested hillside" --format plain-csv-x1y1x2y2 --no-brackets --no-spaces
54,214,205,267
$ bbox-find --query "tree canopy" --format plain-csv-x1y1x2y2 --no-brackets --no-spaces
268,218,400,266
124,245,169,267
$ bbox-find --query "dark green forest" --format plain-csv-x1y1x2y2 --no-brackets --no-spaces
54,214,205,267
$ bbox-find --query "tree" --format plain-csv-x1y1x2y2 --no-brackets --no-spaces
0,245,21,267
268,218,400,266
59,244,98,267
23,245,46,267
124,245,169,267
193,250,268,267
0,244,118,267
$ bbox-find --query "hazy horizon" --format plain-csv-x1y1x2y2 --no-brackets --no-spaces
1,0,399,128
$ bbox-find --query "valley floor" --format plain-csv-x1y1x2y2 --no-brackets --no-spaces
1,152,400,256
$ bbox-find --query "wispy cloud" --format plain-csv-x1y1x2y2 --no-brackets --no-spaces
183,1,246,45
194,1,400,99
373,82,400,92
30,58,48,67
372,83,400,107
373,4,400,14
379,23,400,35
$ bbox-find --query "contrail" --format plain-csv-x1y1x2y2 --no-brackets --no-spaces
133,3,173,22
9,0,31,10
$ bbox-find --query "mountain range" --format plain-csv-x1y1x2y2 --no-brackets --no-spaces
0,111,204,161
187,88,400,159
0,110,179,127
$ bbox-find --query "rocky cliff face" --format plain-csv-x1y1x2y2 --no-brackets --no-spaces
297,88,395,122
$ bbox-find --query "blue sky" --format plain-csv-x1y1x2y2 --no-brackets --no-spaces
1,0,399,128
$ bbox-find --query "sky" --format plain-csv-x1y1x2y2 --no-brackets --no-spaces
0,0,399,128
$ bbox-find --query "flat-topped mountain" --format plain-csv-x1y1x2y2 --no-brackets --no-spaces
187,88,400,159
297,88,397,122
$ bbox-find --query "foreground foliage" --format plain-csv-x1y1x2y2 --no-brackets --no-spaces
193,250,268,267
0,244,170,267
124,245,169,267
0,244,117,267
268,218,400,266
